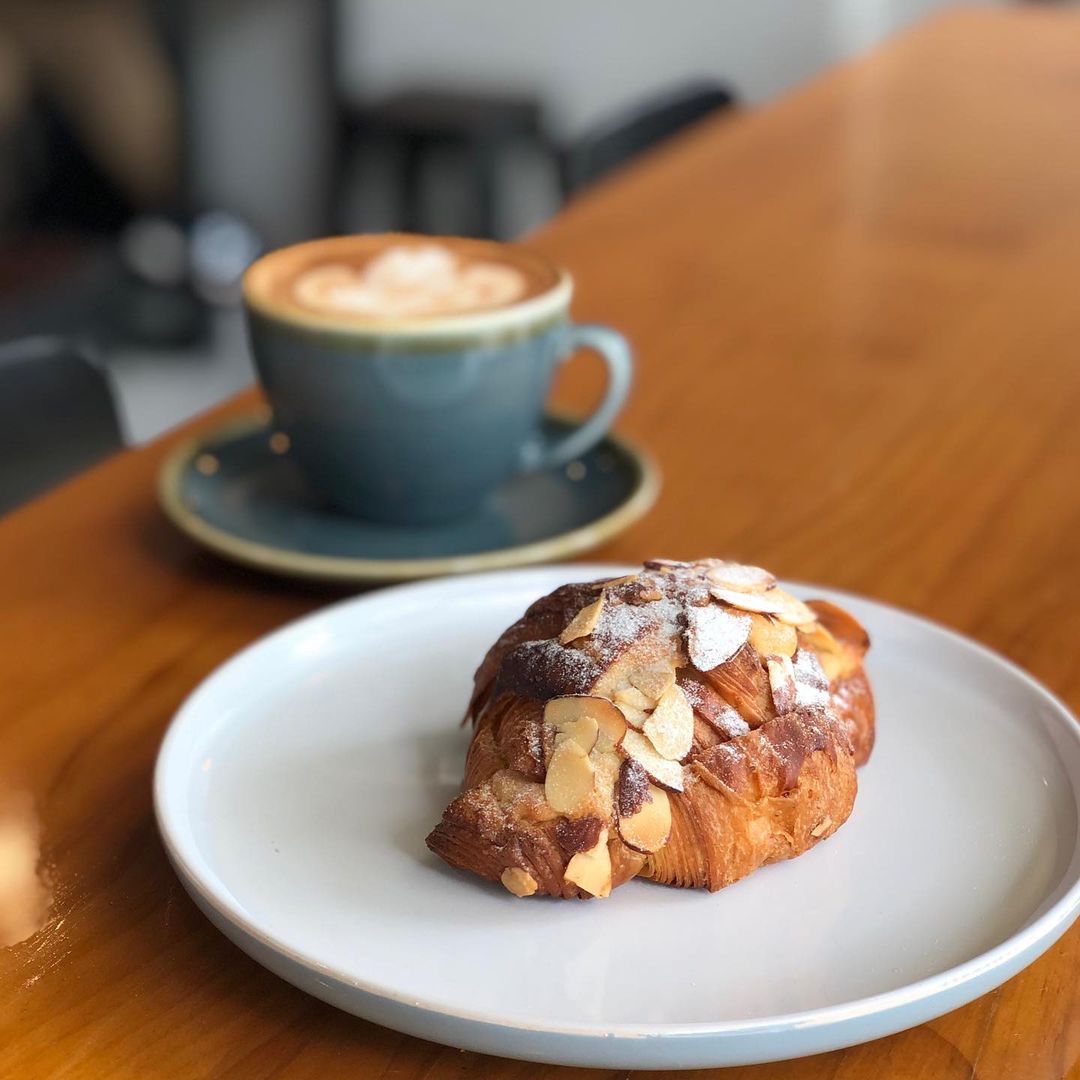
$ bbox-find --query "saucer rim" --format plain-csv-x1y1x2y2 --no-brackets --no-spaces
157,413,661,583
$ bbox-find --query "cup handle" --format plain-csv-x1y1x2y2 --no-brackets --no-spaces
521,323,634,471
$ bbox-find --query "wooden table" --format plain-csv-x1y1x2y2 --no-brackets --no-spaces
3,8,1080,1077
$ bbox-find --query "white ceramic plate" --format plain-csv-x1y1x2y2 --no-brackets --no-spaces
154,566,1080,1070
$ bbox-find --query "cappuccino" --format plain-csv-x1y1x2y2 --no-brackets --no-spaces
245,234,560,326
243,232,632,524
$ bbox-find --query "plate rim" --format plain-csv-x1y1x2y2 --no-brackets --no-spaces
156,417,660,584
153,564,1080,1045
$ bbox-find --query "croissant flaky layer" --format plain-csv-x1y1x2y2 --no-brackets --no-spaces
426,559,875,899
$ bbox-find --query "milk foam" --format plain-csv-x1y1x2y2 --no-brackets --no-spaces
292,243,528,319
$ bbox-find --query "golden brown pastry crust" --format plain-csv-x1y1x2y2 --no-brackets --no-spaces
645,708,855,890
804,599,875,764
427,559,875,899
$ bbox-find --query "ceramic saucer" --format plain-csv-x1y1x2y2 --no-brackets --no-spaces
157,415,659,583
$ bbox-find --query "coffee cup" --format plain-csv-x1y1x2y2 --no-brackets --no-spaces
242,234,633,525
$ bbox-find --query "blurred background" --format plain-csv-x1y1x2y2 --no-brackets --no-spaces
0,0,1028,515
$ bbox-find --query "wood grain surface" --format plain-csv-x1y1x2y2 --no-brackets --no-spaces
3,8,1080,1077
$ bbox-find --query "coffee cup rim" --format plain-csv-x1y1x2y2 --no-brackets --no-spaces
242,234,573,339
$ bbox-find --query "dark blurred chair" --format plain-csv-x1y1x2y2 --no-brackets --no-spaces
339,89,548,238
0,336,124,515
560,81,737,197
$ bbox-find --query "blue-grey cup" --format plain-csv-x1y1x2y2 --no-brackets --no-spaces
242,235,633,525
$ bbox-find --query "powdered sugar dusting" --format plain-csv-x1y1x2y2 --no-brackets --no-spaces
682,679,751,739
796,682,830,709
712,703,751,739
586,596,683,667
494,559,823,740
490,769,551,823
793,648,830,708
616,758,650,817
686,605,751,671
499,638,599,698
767,654,798,714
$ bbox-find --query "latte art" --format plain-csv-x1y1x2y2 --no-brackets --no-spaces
293,244,529,319
244,234,563,329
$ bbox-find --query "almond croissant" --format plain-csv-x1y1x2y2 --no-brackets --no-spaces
427,559,874,899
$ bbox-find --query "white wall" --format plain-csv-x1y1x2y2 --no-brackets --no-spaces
337,0,1006,137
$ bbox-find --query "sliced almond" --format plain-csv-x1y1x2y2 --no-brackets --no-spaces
709,586,787,614
563,827,612,897
748,614,797,658
686,605,751,671
614,686,654,711
598,573,638,589
620,729,684,791
810,816,833,839
593,705,628,745
617,783,672,854
766,654,798,715
616,701,649,730
771,592,818,628
590,745,623,819
544,739,596,814
500,867,538,897
545,695,626,744
553,715,599,755
594,730,615,757
705,562,776,593
630,668,676,699
559,594,605,644
643,683,694,760
712,585,817,628
644,558,692,570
